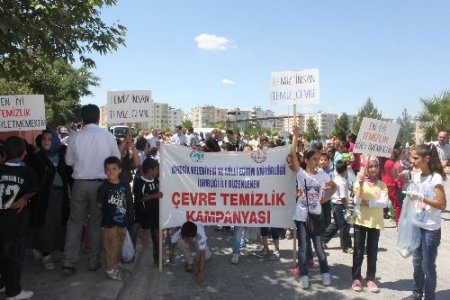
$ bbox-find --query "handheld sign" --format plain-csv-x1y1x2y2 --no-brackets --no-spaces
160,144,296,228
270,69,320,105
353,117,400,158
0,95,46,131
107,90,153,124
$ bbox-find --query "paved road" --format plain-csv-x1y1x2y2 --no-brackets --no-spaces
22,178,450,299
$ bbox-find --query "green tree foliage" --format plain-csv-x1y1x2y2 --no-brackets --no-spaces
0,0,126,79
303,117,321,141
181,119,193,129
0,59,99,128
332,113,350,141
419,91,450,141
396,109,415,146
353,97,382,133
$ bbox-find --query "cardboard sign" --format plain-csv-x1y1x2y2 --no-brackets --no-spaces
160,144,296,228
270,68,320,105
0,95,46,131
353,117,400,158
107,90,153,124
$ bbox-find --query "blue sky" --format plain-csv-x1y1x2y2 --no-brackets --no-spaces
81,0,450,119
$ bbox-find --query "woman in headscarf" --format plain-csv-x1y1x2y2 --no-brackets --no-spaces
351,155,389,293
26,130,72,270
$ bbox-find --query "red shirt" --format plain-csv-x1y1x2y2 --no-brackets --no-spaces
381,159,396,187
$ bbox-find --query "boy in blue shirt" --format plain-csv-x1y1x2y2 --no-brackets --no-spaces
97,157,128,280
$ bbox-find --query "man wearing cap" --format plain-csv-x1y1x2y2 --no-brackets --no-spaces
170,125,186,146
62,104,120,274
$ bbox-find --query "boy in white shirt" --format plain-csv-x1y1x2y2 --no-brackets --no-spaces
323,160,353,253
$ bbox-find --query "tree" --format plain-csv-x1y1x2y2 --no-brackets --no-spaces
181,119,193,129
0,0,126,79
419,91,450,141
332,113,350,141
303,117,321,141
353,97,382,133
0,59,100,128
396,109,415,146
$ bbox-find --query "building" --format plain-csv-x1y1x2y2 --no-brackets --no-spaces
251,106,276,129
169,108,184,128
414,119,426,145
282,114,306,132
304,111,338,138
188,105,228,128
99,105,108,126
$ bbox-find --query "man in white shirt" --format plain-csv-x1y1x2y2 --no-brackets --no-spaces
185,127,199,149
169,222,211,280
63,104,120,274
435,130,450,168
170,125,187,145
146,129,158,149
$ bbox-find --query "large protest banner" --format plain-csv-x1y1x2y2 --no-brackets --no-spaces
160,144,296,228
353,117,400,158
0,95,46,132
106,90,153,124
270,68,320,105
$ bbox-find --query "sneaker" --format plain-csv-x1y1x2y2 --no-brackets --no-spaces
367,280,380,293
62,266,76,276
32,249,42,261
214,226,224,231
322,243,328,249
185,263,194,272
106,268,123,281
321,273,331,286
254,248,269,258
88,263,101,272
270,250,280,261
402,294,422,300
307,258,314,268
231,254,239,264
6,289,34,300
352,279,363,292
343,247,354,254
42,255,55,270
0,286,5,293
298,275,310,289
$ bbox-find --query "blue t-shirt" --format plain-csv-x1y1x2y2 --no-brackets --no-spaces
97,181,128,228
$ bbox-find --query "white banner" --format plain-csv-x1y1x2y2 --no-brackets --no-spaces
353,117,400,158
270,68,320,105
160,145,296,228
0,95,46,131
106,90,153,124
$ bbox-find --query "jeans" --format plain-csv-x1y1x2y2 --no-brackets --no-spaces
352,224,380,281
232,227,246,254
295,221,329,276
323,204,352,249
412,228,441,300
321,201,332,229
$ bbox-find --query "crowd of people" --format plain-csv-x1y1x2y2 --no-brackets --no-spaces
0,103,448,299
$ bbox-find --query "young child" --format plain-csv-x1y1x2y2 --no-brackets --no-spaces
402,144,447,300
323,160,353,253
0,136,39,299
319,152,334,229
169,221,211,281
133,158,163,266
97,156,128,280
352,156,389,293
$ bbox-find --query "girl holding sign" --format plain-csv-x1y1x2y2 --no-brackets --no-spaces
402,144,446,300
352,156,389,293
292,135,337,289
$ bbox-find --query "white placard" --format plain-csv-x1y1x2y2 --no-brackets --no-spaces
160,144,296,228
270,68,320,105
107,90,153,124
0,95,46,131
353,117,400,158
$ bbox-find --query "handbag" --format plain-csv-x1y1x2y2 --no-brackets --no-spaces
305,179,325,236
